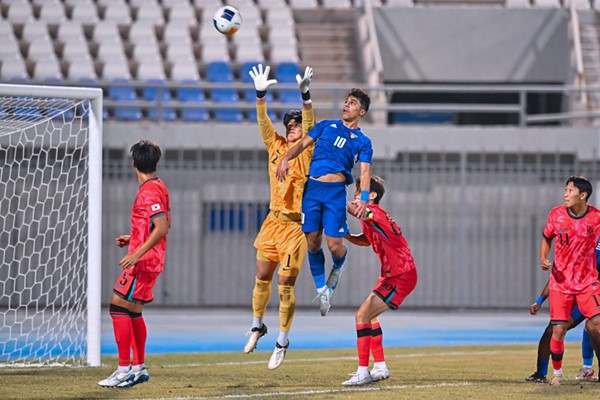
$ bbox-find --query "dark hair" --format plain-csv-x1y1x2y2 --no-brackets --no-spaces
130,140,162,173
283,109,302,128
356,175,385,204
566,175,593,201
347,88,370,112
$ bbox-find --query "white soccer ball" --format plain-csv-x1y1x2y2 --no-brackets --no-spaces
213,6,242,36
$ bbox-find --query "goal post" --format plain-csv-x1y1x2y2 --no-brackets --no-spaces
0,84,102,366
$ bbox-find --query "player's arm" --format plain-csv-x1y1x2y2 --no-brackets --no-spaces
529,280,549,315
276,135,315,181
249,64,278,143
119,214,169,269
353,162,372,219
345,232,370,247
297,66,314,137
115,235,130,247
540,236,553,271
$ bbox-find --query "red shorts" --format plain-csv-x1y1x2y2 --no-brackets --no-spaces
549,282,600,323
372,268,417,310
113,268,160,304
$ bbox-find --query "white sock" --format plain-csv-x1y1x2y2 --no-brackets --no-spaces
317,285,328,293
132,364,144,372
553,368,563,376
277,331,289,347
117,365,131,373
252,317,262,329
357,366,369,376
373,361,387,370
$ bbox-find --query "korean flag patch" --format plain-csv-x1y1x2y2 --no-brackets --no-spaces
151,203,161,211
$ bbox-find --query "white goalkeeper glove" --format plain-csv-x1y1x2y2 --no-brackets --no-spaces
296,66,313,94
249,64,277,94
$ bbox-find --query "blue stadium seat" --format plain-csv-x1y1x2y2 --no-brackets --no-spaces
279,89,301,104
143,79,176,121
206,61,234,83
247,109,277,123
211,88,243,122
177,80,210,122
240,61,262,83
276,62,299,83
108,78,142,121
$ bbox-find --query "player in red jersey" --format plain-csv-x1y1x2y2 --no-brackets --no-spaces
541,175,600,385
342,175,417,386
98,140,171,388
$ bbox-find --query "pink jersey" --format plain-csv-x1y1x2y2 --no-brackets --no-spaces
543,204,600,294
360,204,416,277
129,177,170,273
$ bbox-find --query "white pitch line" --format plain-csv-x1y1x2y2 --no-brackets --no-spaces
129,382,474,400
162,349,518,368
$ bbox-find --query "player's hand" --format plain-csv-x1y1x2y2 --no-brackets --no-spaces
529,302,541,315
249,64,277,91
276,158,289,181
296,66,313,93
354,199,368,219
119,253,139,269
115,235,130,248
540,258,552,271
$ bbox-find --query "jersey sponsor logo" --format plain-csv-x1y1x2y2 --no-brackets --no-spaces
151,204,161,211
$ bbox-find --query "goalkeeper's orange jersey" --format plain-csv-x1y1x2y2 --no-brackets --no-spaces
257,102,314,214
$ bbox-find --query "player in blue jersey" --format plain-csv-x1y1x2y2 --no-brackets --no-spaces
525,237,600,382
276,88,373,316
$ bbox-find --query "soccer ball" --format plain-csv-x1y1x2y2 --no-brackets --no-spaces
213,6,242,36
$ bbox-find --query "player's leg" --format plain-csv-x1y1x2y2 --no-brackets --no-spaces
245,257,277,353
577,328,595,380
369,317,390,381
575,288,600,382
99,270,137,387
302,180,328,298
548,290,576,385
325,235,347,291
526,323,552,382
342,294,388,386
322,182,348,294
268,226,305,369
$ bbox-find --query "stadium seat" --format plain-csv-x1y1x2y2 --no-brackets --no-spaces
211,88,244,122
177,80,210,122
108,78,142,121
206,61,234,83
0,57,29,81
6,2,33,23
279,89,301,104
276,62,300,83
143,79,177,121
70,3,99,23
38,3,66,23
103,2,132,23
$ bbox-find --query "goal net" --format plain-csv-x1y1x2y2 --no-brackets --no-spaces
0,84,102,366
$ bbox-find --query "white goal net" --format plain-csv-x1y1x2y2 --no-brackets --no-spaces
0,85,102,366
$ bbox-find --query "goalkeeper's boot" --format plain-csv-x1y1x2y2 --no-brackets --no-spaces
98,367,135,387
118,367,150,388
326,266,344,291
244,323,268,353
268,340,289,370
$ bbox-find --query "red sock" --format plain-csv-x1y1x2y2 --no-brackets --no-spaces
371,321,385,363
110,305,132,367
356,323,372,367
130,312,147,366
550,336,564,371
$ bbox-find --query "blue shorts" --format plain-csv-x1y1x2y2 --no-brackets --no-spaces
302,179,348,237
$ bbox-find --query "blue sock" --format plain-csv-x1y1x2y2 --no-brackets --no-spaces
582,329,594,367
308,249,326,289
332,248,347,270
537,357,549,376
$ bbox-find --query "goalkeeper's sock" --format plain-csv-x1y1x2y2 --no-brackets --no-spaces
252,277,271,319
371,321,385,363
308,249,326,289
110,304,132,367
130,311,147,366
278,284,295,333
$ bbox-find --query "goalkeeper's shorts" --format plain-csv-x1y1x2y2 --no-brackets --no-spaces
113,268,160,304
254,211,306,278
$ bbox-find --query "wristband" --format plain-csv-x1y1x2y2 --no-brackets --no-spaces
360,190,369,202
256,90,266,99
301,90,311,101
536,296,545,305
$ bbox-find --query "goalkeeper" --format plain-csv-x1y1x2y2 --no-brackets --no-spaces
243,63,315,370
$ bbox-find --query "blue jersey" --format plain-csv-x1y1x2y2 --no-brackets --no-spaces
307,119,373,185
